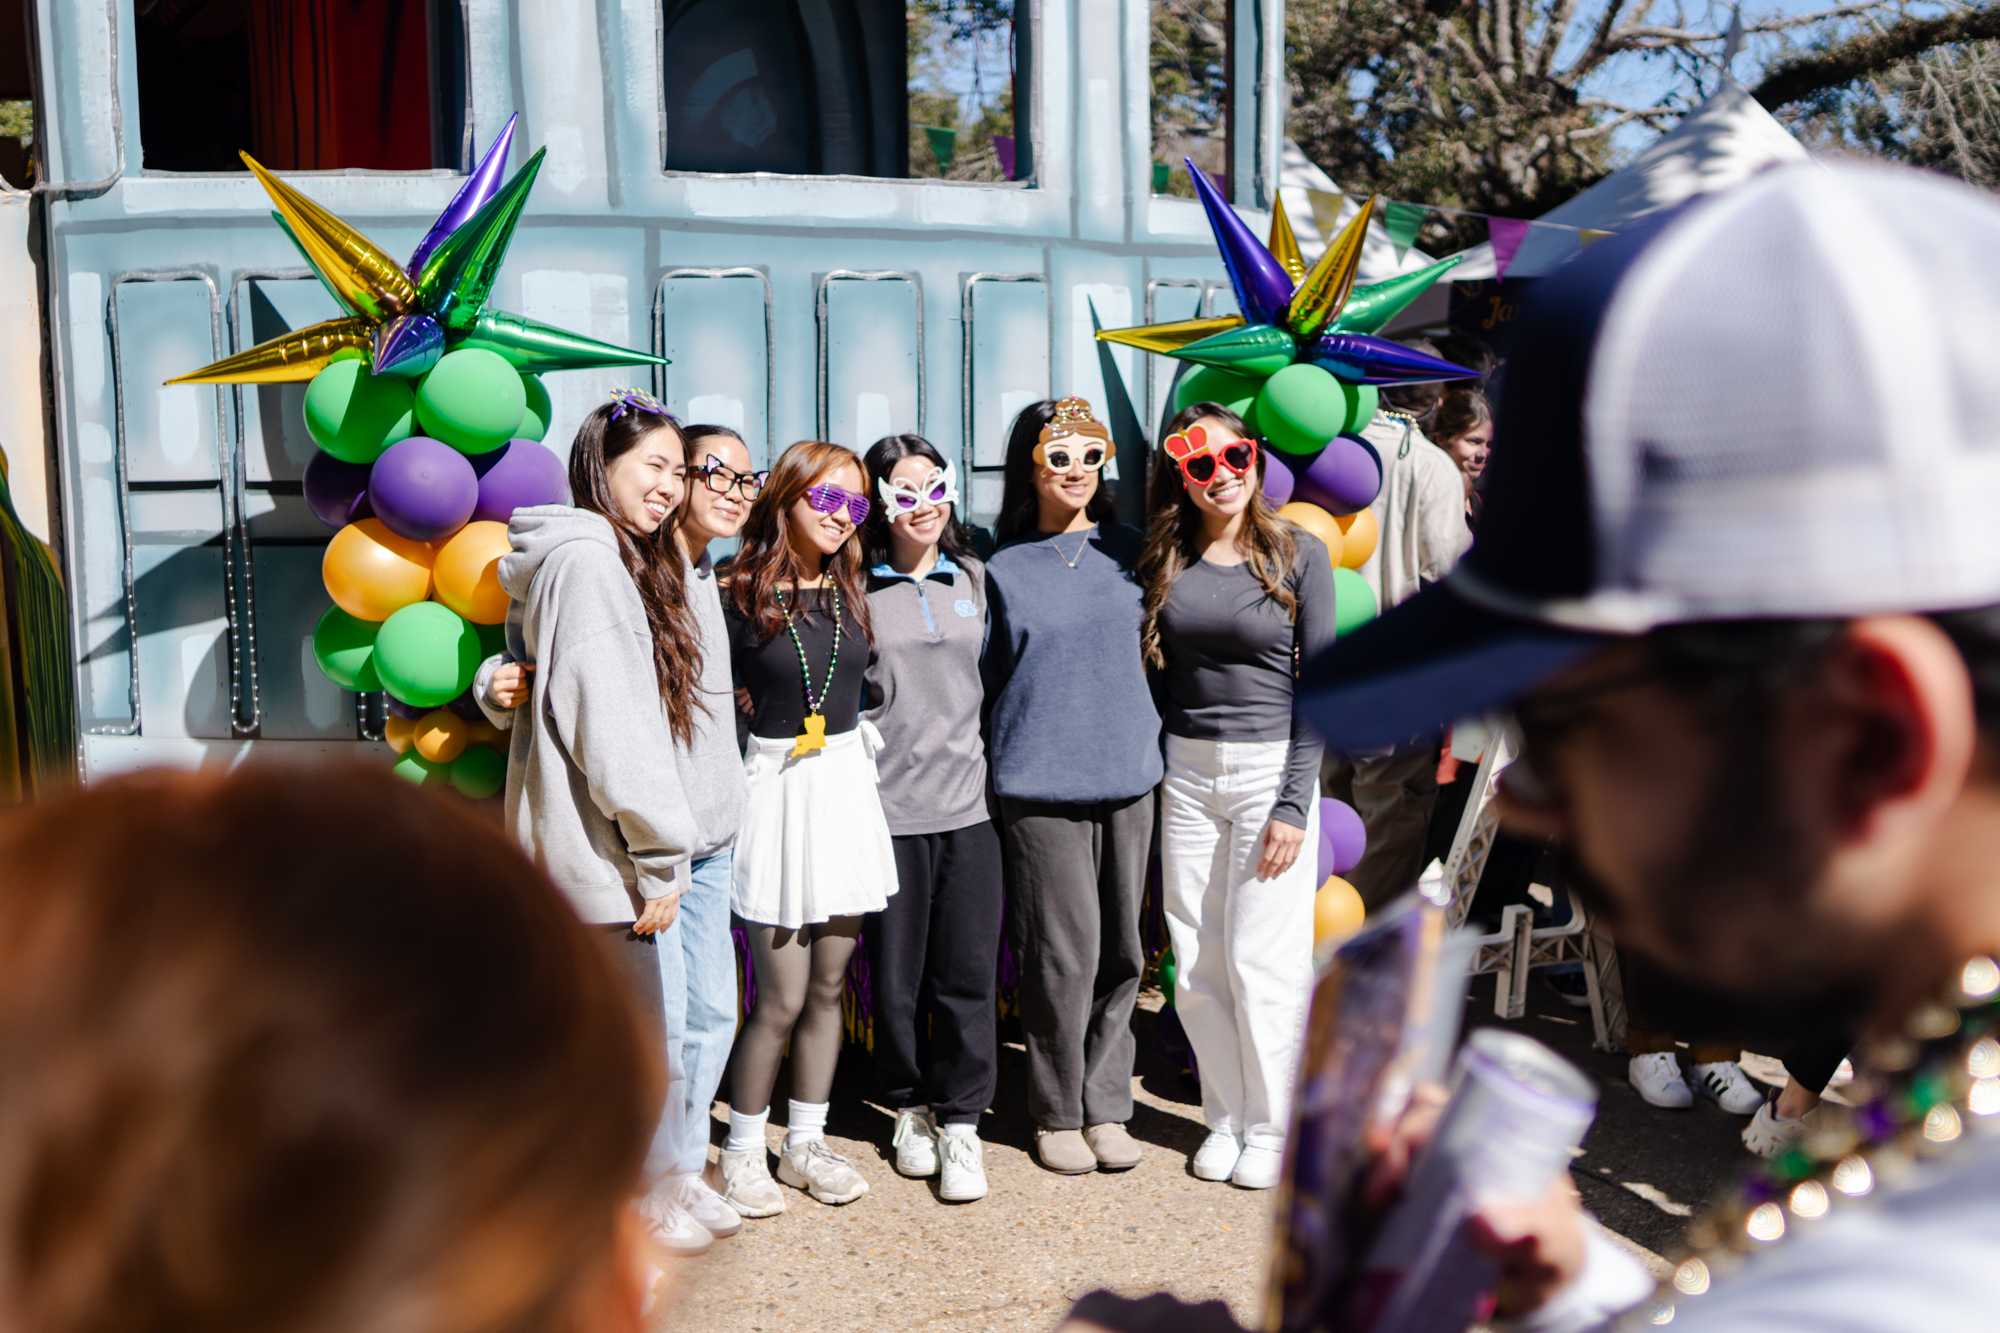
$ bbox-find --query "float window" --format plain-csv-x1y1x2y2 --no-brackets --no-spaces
1151,0,1232,198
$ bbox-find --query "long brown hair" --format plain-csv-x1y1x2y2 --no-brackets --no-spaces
1139,401,1299,670
566,401,705,746
728,440,874,643
0,763,658,1333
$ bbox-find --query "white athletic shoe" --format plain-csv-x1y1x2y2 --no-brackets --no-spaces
892,1107,940,1178
1191,1131,1243,1182
673,1173,743,1238
1742,1099,1809,1159
777,1137,870,1205
938,1130,989,1203
1629,1052,1694,1109
1692,1060,1765,1116
1231,1143,1285,1190
638,1192,713,1256
717,1146,786,1218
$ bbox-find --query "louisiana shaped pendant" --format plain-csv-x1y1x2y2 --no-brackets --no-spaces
790,712,827,758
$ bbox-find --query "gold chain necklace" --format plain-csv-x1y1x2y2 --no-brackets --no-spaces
1647,955,2000,1323
1047,530,1091,569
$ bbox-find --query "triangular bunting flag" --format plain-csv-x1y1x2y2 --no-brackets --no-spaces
1577,228,1612,249
924,126,959,174
1489,217,1532,280
1382,201,1428,258
1305,187,1346,239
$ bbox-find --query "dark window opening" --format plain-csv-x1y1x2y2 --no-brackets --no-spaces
661,1,1028,182
1,1,33,187
134,0,467,172
1151,0,1232,198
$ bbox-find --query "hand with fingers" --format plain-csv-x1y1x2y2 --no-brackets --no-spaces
1256,817,1305,880
488,661,534,710
634,888,681,936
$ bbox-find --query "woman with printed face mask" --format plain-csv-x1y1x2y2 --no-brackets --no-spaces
857,434,999,1204
982,397,1163,1177
1139,401,1335,1190
718,441,897,1216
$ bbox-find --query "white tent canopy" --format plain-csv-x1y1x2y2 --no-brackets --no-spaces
1276,138,1435,284
1441,83,1810,281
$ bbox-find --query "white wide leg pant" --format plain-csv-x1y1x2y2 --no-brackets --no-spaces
1161,734,1319,1150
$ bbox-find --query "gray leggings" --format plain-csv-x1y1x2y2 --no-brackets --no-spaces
727,917,861,1115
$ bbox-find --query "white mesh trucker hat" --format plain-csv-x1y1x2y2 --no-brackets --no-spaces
1300,161,2000,750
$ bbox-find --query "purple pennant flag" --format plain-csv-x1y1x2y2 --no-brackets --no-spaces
1489,216,1532,280
994,133,1017,180
408,113,519,277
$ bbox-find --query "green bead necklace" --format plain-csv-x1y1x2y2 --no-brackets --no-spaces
776,582,840,757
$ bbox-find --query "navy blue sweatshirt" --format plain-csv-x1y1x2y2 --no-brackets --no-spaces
981,524,1163,804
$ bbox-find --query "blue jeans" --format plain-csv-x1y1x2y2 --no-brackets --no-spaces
649,850,739,1179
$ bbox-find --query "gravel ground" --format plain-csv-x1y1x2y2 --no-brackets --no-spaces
651,982,1786,1330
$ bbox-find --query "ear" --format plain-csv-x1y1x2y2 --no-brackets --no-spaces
1814,617,1976,839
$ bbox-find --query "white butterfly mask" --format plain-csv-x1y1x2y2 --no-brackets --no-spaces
876,460,960,522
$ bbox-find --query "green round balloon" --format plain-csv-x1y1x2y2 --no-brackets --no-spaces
1343,383,1380,436
415,349,528,455
516,373,552,442
391,749,450,787
1171,364,1262,421
311,604,381,692
1332,566,1379,637
1255,363,1352,456
303,360,416,464
449,744,507,799
374,602,483,709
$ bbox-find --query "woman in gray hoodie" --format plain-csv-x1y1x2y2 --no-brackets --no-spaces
474,391,717,1254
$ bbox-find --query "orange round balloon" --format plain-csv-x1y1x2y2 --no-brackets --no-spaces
384,713,417,756
1314,875,1366,947
1277,502,1344,567
432,520,512,625
414,708,472,764
323,518,433,622
1338,507,1379,569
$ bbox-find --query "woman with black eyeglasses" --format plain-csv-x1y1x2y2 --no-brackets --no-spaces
1138,400,1334,1191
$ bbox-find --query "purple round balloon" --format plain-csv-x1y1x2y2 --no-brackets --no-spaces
1295,433,1383,515
1261,451,1297,506
368,436,479,542
303,450,373,530
447,688,486,721
472,437,569,522
1320,797,1367,878
384,695,425,720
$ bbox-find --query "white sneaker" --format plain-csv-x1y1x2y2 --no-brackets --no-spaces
638,1192,712,1256
938,1130,989,1203
1231,1143,1284,1190
717,1146,785,1218
777,1137,870,1205
1742,1099,1808,1159
1191,1131,1242,1182
892,1107,940,1178
1629,1052,1693,1109
672,1173,743,1238
1692,1060,1764,1115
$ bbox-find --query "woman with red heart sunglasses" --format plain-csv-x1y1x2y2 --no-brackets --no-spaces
1137,401,1337,1192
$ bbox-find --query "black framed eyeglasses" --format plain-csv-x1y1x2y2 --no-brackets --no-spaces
694,453,768,500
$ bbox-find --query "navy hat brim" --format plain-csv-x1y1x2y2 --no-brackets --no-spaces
1298,578,1606,751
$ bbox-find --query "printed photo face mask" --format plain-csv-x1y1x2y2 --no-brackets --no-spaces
877,460,960,521
1034,395,1116,473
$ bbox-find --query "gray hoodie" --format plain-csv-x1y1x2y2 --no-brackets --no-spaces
486,505,696,924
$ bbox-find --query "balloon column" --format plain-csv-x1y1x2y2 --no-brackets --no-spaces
1099,163,1478,634
171,118,664,794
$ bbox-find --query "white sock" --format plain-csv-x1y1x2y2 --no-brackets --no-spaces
725,1107,769,1156
940,1122,978,1138
785,1099,829,1148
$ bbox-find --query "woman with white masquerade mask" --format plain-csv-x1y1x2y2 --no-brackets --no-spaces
857,434,999,1204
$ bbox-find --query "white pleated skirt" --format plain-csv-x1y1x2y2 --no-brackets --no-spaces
731,723,900,929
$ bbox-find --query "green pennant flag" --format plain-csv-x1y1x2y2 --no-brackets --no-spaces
1382,200,1428,258
924,126,959,174
1153,161,1171,193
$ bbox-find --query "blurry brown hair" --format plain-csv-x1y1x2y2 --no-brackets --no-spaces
0,764,660,1333
728,440,874,644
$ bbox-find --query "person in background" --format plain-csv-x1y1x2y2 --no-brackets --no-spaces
1323,346,1474,910
0,764,662,1333
984,397,1161,1177
474,392,711,1253
1140,402,1335,1190
1430,387,1492,530
1744,1033,1852,1158
1620,958,1767,1116
720,441,897,1214
482,416,761,1247
858,433,1001,1205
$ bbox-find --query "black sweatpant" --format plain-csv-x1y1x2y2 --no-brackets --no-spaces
868,819,1005,1125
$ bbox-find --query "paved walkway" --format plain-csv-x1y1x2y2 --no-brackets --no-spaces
652,985,1780,1330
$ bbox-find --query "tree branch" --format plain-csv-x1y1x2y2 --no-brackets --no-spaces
1755,4,2000,108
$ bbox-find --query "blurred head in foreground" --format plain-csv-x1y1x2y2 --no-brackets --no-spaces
1303,161,2000,1040
0,763,660,1333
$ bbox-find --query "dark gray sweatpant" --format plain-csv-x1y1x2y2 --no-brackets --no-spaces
999,791,1156,1130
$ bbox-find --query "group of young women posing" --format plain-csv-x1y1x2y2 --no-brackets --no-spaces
477,384,1334,1254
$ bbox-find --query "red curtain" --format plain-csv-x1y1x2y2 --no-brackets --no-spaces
248,0,433,170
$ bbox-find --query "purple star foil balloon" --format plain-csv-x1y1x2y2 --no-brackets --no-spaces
371,312,444,378
406,113,519,277
1186,158,1295,328
1305,332,1479,386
